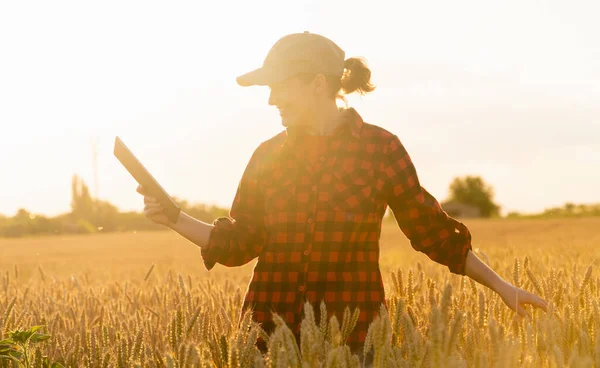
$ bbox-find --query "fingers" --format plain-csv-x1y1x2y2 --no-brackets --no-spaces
144,196,158,204
138,185,158,205
145,208,163,216
144,202,162,208
521,290,549,312
512,290,548,323
515,304,532,321
534,296,549,312
144,203,163,216
139,186,166,225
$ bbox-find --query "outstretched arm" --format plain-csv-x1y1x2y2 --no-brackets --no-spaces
139,143,268,270
383,133,547,318
138,186,215,248
464,250,548,319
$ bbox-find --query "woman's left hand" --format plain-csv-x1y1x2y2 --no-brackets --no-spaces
497,281,548,320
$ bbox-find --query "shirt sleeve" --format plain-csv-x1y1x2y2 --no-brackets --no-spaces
383,134,472,275
201,144,267,270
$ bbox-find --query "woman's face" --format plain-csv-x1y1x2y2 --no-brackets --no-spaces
268,74,320,128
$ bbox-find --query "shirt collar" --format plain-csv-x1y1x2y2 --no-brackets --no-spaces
282,107,364,148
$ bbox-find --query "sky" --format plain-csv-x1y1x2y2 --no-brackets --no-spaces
1,0,599,217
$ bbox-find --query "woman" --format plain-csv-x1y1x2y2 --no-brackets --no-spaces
138,31,548,361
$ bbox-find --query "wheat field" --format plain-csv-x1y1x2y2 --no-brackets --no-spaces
0,217,599,367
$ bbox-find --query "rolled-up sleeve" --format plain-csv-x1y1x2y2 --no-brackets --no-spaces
383,135,472,275
201,144,267,270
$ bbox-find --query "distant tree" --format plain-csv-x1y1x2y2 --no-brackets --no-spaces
173,197,230,224
0,214,8,230
564,202,576,214
93,199,120,231
506,211,523,218
447,176,501,218
71,175,94,220
14,208,31,221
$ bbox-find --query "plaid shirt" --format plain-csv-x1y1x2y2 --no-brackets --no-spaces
201,108,472,351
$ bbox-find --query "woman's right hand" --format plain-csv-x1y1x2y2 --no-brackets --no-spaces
137,185,171,226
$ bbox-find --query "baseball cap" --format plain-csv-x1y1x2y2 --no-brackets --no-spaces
236,31,346,87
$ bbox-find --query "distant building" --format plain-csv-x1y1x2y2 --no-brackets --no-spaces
441,200,481,218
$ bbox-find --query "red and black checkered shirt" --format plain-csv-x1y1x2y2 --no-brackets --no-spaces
201,108,472,351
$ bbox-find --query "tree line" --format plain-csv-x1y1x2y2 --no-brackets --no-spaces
0,175,229,238
0,175,597,237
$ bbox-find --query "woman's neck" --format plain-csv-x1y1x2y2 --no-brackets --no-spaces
305,104,344,136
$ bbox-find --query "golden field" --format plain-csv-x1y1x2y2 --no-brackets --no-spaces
1,217,599,367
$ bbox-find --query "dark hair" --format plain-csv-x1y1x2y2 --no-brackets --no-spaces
338,57,375,97
297,57,376,103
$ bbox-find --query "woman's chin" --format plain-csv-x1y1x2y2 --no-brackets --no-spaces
280,115,308,129
280,115,294,128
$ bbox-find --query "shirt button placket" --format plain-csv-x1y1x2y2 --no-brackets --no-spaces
302,179,319,295
305,216,314,257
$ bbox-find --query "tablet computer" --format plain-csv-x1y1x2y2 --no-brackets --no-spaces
113,136,181,223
